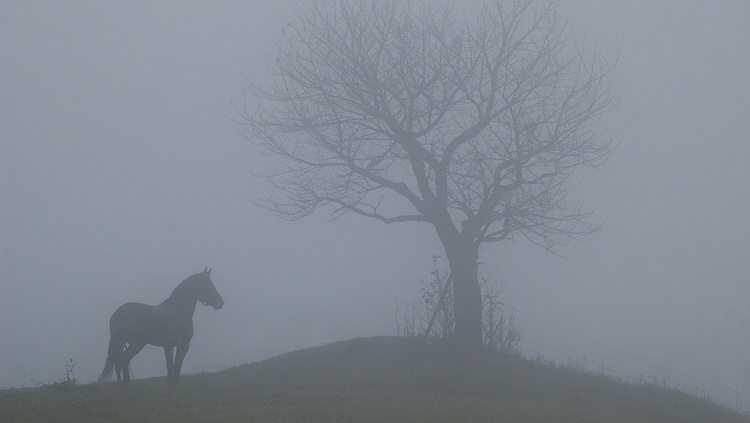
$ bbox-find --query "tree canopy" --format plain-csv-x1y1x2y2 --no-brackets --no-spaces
240,0,617,348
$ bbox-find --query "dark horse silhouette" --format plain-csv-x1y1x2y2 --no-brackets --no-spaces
98,268,224,385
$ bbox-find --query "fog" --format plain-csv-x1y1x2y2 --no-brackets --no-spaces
1,0,749,411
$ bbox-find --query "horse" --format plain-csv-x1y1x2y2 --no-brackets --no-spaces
98,267,224,385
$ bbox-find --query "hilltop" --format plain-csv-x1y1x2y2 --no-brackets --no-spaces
1,336,747,422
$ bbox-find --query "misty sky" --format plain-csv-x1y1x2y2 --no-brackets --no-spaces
2,0,749,410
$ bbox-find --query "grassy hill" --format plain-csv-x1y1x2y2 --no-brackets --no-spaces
1,336,748,422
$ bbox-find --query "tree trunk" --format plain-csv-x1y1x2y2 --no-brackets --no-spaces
449,249,483,351
438,227,483,351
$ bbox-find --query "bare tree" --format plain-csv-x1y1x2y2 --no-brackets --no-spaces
239,0,617,351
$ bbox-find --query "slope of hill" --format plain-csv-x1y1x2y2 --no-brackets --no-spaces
1,336,747,422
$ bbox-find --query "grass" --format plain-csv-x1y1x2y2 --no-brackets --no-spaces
1,337,748,423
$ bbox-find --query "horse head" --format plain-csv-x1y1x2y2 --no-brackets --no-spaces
196,267,224,310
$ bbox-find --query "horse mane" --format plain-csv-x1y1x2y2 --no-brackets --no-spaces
170,273,195,295
166,272,203,303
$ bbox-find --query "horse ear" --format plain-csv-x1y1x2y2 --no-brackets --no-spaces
207,268,212,275
203,267,208,274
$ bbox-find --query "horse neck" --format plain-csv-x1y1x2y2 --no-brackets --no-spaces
164,280,199,316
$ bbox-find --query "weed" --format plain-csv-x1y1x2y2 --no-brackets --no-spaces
37,358,78,390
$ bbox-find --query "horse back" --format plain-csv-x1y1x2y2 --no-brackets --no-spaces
110,302,182,347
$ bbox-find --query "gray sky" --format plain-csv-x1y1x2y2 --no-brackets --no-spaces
2,0,749,410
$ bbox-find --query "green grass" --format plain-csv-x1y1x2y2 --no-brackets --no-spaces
1,337,748,422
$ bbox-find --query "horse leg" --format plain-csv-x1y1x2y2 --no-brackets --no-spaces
120,342,145,383
164,346,175,382
172,341,190,385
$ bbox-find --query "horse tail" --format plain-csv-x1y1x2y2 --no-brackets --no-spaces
98,334,120,382
98,336,117,382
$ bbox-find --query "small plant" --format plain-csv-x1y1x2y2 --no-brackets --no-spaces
420,255,454,339
481,277,522,355
62,358,78,386
40,359,78,389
